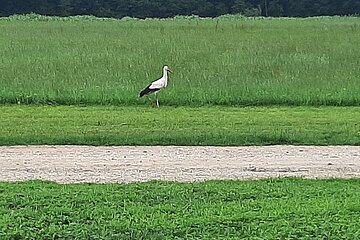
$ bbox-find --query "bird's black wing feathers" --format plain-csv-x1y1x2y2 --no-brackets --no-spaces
139,84,160,97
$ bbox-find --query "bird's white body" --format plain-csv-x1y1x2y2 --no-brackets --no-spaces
148,67,169,90
139,65,172,107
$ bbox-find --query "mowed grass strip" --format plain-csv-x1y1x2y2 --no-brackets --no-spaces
0,105,359,145
1,179,360,239
0,15,359,106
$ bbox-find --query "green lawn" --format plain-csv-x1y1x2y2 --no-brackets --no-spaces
0,105,359,145
0,15,359,106
1,178,360,239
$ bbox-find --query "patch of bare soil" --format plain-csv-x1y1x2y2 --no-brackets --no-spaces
1,146,359,183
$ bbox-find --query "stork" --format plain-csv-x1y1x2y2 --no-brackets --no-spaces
139,65,172,107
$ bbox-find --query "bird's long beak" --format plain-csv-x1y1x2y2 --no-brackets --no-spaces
167,69,172,73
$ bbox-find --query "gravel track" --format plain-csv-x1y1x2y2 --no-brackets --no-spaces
1,145,359,183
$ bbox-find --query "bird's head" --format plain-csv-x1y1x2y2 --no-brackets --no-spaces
164,65,172,74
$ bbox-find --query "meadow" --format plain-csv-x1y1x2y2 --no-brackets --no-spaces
1,15,360,239
0,14,359,106
1,178,360,239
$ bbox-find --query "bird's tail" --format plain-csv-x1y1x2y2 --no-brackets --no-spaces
139,89,146,97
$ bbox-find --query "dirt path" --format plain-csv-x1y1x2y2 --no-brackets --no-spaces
1,145,359,183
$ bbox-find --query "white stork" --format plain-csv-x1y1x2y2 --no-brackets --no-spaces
139,65,172,107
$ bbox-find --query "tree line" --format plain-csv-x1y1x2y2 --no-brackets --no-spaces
0,0,359,18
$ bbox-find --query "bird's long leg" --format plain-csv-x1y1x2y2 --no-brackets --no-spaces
156,93,159,107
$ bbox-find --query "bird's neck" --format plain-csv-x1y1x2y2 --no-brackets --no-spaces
163,70,168,87
163,70,168,79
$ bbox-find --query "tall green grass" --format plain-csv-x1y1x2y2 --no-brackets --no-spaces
1,179,360,239
0,15,359,106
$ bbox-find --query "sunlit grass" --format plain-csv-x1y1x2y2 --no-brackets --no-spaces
1,178,360,239
0,15,359,106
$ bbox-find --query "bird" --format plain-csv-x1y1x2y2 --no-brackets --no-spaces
139,65,172,107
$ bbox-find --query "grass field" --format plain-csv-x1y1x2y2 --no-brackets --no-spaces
0,14,359,106
1,178,360,239
1,15,359,239
0,105,359,145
